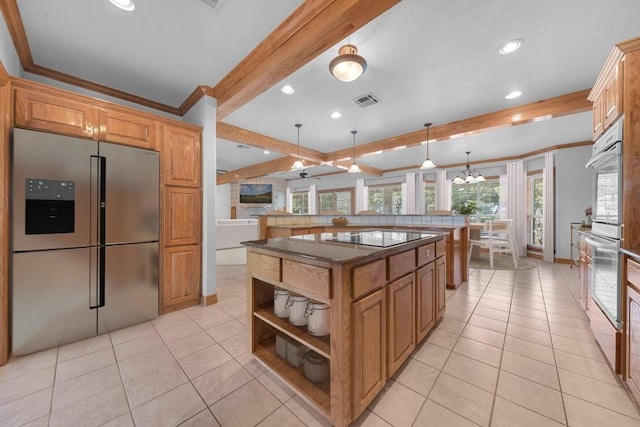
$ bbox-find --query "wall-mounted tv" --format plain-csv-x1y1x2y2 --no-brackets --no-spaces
239,183,273,204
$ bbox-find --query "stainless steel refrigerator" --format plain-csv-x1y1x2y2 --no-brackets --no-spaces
11,128,159,356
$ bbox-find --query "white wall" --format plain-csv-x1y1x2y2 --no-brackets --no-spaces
184,96,217,298
216,183,231,219
554,145,593,260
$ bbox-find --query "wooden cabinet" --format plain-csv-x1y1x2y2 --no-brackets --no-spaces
352,288,386,417
415,263,435,343
590,61,622,140
386,274,415,376
163,187,202,246
435,256,446,321
163,124,201,187
592,95,604,140
98,108,157,149
291,227,324,236
627,259,640,402
162,244,202,309
14,87,96,138
578,235,593,314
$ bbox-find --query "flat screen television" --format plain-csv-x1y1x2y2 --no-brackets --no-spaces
239,183,273,204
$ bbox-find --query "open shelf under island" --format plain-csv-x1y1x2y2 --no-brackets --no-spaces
243,229,447,426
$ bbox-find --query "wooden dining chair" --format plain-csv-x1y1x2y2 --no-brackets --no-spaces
468,219,519,268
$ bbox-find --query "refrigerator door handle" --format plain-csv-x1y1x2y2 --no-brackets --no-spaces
90,156,106,309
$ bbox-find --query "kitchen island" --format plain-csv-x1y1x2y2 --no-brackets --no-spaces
244,230,447,426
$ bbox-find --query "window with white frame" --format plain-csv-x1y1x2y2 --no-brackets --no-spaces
367,184,402,214
424,181,436,213
318,189,353,214
451,178,501,220
527,173,544,247
291,192,309,214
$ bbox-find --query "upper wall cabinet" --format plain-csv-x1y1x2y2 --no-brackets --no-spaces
589,55,623,140
14,87,97,139
98,108,157,150
162,124,202,187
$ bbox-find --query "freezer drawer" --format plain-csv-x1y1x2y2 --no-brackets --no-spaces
98,242,159,334
12,248,97,356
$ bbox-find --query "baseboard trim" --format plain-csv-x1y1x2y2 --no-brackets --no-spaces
202,294,218,306
555,258,572,265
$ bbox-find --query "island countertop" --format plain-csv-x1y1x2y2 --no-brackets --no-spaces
242,229,446,264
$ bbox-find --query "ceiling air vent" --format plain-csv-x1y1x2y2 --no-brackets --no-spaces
200,0,226,13
236,144,251,150
352,92,381,108
216,169,228,175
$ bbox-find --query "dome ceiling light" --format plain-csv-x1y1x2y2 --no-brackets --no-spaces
505,90,522,99
291,123,304,171
329,44,367,82
280,84,294,95
348,130,362,173
453,151,486,184
420,122,436,170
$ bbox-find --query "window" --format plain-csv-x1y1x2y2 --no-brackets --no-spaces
291,192,309,214
318,189,353,214
527,173,544,247
451,179,501,220
367,184,402,214
424,181,436,213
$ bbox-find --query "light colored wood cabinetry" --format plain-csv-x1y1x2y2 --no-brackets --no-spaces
386,273,415,376
162,124,201,187
163,187,202,246
14,87,97,138
627,259,640,402
9,79,203,316
162,244,201,309
578,235,592,314
267,226,325,238
436,256,446,321
291,227,324,236
98,108,157,149
415,262,435,343
352,288,386,417
246,235,446,426
590,61,622,140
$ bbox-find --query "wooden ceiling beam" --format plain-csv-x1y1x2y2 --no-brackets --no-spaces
325,89,593,161
217,122,327,163
213,0,401,120
216,156,321,185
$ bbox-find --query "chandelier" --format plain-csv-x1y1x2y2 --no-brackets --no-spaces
453,151,486,184
348,130,361,173
291,123,304,170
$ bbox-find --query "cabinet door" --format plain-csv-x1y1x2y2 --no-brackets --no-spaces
436,257,446,321
603,65,622,130
163,124,202,187
14,87,97,139
416,263,435,343
629,286,640,400
387,273,415,376
352,289,386,416
162,244,201,311
164,187,202,246
592,94,604,140
99,108,157,149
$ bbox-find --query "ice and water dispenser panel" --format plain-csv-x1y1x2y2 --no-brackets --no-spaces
25,178,75,234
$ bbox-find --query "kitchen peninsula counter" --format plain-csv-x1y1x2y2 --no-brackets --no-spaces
244,230,447,426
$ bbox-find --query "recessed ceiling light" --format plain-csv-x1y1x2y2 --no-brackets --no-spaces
330,111,342,119
505,90,522,99
263,150,270,154
109,0,135,11
280,85,294,95
498,39,523,55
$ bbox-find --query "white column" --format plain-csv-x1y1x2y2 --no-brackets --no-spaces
507,160,526,257
417,172,426,214
405,172,416,214
436,170,451,211
355,179,366,213
308,184,317,214
286,187,292,212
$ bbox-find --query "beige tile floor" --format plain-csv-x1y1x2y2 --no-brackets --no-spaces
1,261,640,426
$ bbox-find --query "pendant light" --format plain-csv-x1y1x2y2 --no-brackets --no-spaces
348,130,361,173
291,123,304,170
453,151,486,184
420,122,436,169
329,44,367,82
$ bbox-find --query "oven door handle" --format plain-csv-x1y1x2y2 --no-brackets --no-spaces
585,148,619,170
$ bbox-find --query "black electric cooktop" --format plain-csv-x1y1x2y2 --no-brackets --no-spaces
320,230,436,248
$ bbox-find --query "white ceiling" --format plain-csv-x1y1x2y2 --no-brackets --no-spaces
12,0,640,179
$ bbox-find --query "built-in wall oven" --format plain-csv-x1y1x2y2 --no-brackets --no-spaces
586,116,623,327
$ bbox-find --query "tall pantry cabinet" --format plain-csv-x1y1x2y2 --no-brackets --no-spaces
0,77,204,362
